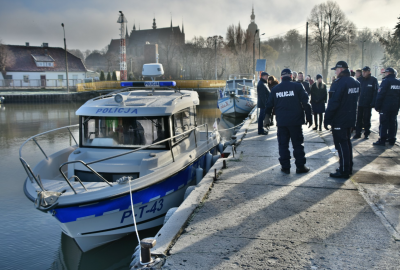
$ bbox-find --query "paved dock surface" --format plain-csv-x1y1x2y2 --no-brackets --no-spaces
163,120,400,269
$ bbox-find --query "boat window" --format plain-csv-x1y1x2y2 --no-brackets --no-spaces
226,81,234,90
173,108,194,142
81,116,167,148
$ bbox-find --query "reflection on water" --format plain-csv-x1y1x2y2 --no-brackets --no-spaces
0,93,246,270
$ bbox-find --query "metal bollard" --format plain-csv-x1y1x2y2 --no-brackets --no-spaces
223,160,226,169
140,238,156,264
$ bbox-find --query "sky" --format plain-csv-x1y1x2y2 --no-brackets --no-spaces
0,0,399,51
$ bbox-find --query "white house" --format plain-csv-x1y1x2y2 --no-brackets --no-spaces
0,43,87,88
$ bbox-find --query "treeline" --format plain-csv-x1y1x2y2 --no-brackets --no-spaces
67,0,399,81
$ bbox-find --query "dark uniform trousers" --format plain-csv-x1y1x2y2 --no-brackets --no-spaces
379,111,398,143
355,106,372,136
258,108,266,133
277,125,306,169
332,128,353,173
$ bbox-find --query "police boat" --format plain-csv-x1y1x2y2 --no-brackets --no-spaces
217,74,257,117
19,64,221,252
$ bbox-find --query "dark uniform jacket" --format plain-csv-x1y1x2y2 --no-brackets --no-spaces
358,75,379,107
266,77,312,126
375,74,400,113
310,82,327,103
297,80,311,95
257,78,270,109
325,69,360,128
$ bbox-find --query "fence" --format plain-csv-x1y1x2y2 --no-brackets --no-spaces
0,79,84,89
76,80,227,92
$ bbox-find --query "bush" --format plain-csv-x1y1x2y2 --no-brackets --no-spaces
112,71,117,81
107,72,111,81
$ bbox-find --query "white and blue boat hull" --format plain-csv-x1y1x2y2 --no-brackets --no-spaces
218,96,256,117
53,154,207,252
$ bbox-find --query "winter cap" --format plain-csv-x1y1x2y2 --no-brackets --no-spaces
316,74,323,80
281,68,292,77
362,66,371,71
261,72,269,77
331,61,349,70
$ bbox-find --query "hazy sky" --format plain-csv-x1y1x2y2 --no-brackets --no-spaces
0,0,399,51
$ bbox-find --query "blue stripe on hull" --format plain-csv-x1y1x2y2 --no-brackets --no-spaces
54,154,207,223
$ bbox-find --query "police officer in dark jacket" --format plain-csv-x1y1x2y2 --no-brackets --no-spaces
373,67,400,146
265,69,313,174
353,66,379,139
324,61,360,178
257,72,270,135
297,71,311,95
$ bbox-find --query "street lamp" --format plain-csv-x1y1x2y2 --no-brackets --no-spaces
253,29,258,79
259,33,265,59
61,23,69,93
361,40,366,68
213,35,223,80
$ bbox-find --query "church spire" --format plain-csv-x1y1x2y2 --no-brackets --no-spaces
133,20,136,31
251,5,255,23
152,16,157,29
182,19,184,34
170,13,173,28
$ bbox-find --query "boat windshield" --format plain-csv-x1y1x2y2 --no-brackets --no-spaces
236,80,254,95
81,116,167,148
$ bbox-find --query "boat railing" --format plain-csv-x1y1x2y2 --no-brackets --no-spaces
20,123,211,194
19,124,80,191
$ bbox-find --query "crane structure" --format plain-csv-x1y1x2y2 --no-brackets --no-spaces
117,11,128,81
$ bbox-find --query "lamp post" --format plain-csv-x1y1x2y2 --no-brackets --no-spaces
361,40,366,68
253,29,258,79
61,23,69,93
258,33,265,59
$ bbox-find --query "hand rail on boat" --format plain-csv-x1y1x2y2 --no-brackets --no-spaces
19,124,79,159
57,123,210,194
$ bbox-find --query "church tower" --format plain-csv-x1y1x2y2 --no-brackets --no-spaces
152,17,157,29
247,5,258,39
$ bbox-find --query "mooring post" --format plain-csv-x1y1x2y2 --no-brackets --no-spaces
223,160,226,169
140,238,156,264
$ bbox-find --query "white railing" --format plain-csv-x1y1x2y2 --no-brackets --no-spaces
0,79,85,89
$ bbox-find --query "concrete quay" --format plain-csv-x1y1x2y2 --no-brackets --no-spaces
163,120,400,269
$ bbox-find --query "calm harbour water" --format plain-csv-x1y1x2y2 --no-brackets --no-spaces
0,93,245,270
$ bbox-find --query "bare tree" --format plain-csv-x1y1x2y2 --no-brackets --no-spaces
226,23,252,74
308,1,355,79
68,49,85,62
282,29,305,71
0,41,15,79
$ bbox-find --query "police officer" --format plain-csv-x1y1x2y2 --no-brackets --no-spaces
292,71,298,82
373,67,400,146
353,66,379,140
265,69,313,174
324,61,360,178
297,71,311,95
257,72,270,135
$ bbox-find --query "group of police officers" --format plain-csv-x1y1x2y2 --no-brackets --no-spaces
256,61,400,179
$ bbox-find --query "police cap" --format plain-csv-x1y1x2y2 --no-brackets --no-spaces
385,67,395,74
281,68,292,76
261,72,269,77
362,66,371,71
331,61,349,70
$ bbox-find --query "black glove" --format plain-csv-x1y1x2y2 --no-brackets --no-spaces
306,118,313,128
264,114,271,127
